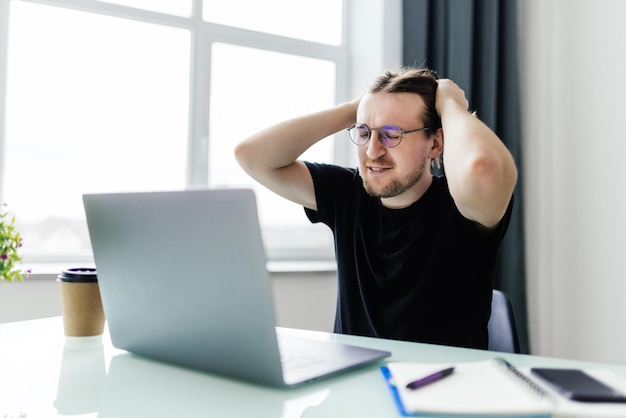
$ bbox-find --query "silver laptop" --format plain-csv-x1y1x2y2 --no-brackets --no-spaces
83,188,390,387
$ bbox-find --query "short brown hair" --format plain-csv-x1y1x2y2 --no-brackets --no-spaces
369,67,442,131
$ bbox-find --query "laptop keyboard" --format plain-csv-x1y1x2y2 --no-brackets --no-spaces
280,352,326,371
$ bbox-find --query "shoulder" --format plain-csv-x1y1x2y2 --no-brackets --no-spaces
304,162,361,190
304,162,357,178
423,175,452,204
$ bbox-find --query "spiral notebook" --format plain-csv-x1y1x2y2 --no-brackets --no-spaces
381,357,626,417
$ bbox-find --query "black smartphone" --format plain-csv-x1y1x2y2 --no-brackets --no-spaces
531,368,626,403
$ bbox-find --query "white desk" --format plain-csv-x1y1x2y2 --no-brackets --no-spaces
2,317,626,417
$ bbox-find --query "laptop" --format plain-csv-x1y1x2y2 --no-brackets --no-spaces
83,188,390,387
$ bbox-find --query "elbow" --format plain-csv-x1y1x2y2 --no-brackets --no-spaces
234,141,253,172
447,146,518,228
467,152,498,178
468,150,517,191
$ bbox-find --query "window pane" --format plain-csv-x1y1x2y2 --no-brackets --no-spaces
203,0,343,45
5,3,190,257
96,0,192,17
209,43,335,258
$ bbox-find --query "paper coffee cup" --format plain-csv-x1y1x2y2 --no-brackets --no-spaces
58,268,105,337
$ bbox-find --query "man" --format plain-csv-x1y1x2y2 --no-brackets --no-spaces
234,67,517,349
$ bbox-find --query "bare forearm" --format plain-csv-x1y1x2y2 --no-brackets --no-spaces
234,99,359,209
235,101,358,173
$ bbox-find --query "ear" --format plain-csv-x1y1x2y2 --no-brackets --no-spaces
427,127,444,159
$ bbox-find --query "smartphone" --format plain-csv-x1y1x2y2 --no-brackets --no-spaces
531,368,626,403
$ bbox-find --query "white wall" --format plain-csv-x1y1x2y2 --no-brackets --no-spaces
521,0,626,364
0,272,338,331
0,276,62,323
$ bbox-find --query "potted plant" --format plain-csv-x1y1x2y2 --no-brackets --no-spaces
0,208,29,282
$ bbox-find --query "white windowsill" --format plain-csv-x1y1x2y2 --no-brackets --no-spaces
19,260,337,281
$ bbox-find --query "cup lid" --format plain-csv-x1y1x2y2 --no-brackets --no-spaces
58,267,98,283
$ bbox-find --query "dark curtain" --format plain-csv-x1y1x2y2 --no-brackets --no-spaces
402,0,529,353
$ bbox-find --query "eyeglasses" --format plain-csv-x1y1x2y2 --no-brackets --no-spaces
347,123,431,148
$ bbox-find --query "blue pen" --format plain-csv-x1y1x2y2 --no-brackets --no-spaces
406,366,455,390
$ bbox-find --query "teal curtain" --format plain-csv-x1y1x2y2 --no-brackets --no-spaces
402,0,529,353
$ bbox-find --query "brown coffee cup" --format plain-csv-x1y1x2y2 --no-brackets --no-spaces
58,268,105,337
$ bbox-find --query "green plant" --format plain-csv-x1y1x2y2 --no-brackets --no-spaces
0,210,28,282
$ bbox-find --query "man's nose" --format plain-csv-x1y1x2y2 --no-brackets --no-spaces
366,132,386,160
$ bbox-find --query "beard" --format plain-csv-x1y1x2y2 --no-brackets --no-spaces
361,157,428,198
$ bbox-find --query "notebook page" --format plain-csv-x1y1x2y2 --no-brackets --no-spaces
385,360,554,416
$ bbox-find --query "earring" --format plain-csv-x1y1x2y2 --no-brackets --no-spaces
431,155,442,170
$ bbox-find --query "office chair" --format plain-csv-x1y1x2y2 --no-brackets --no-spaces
487,289,521,353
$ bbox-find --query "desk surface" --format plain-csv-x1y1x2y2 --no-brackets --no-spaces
2,317,626,418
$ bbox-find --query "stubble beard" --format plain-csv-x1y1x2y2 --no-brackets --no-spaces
361,157,428,198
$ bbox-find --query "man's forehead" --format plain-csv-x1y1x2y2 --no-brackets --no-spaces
357,91,426,123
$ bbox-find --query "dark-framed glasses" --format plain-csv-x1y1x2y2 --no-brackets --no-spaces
347,123,431,148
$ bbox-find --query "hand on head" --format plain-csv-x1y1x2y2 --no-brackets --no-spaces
435,79,469,115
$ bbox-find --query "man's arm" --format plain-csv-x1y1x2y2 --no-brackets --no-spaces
234,100,359,211
436,79,518,229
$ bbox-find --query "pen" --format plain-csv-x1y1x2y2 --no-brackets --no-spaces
406,366,455,390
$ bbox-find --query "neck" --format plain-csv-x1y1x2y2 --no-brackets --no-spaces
380,175,433,209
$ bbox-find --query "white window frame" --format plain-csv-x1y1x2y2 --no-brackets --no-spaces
0,0,401,271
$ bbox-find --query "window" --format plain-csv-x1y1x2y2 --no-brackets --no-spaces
0,0,400,270
208,43,336,259
2,0,345,268
203,0,342,45
4,2,191,259
97,0,192,16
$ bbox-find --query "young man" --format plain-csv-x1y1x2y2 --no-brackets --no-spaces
234,67,517,349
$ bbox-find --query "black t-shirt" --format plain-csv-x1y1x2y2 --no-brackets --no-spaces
304,162,513,349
